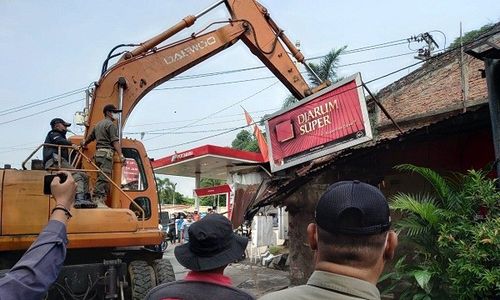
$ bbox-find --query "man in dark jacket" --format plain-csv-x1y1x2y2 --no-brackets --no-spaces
145,214,254,300
43,118,96,208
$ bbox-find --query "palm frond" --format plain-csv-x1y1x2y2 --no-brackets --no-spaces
394,164,452,203
396,217,431,237
391,193,441,226
282,94,298,109
306,46,346,86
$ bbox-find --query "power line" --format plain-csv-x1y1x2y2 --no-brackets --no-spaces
126,107,279,128
147,52,443,152
143,81,279,142
0,87,86,116
148,124,251,151
153,51,417,91
4,36,418,116
125,116,267,134
155,75,275,90
0,98,83,126
3,29,468,123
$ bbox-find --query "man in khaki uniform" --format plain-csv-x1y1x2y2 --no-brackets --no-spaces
82,104,125,207
260,181,398,300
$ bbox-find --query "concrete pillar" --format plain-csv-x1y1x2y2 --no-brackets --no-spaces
194,171,201,211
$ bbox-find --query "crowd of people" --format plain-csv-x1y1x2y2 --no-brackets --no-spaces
0,179,397,299
3,109,399,299
169,208,216,245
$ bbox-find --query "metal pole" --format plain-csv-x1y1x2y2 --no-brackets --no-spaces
117,77,126,141
484,58,500,182
195,0,225,18
362,82,403,134
172,183,177,206
303,62,322,84
194,172,201,211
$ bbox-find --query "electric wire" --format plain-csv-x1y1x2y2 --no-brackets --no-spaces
125,42,470,150
147,52,446,152
154,51,417,91
143,81,279,142
2,36,421,116
0,98,84,126
0,87,86,116
126,107,278,128
124,116,267,134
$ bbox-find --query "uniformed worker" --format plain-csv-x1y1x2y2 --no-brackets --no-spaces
81,104,126,208
43,118,96,208
260,181,398,300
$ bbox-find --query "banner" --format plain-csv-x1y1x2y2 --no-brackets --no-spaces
243,108,269,161
265,73,372,172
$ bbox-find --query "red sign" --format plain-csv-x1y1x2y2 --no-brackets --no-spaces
194,184,232,197
122,159,139,183
265,73,372,172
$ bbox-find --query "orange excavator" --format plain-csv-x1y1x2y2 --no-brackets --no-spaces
0,1,328,299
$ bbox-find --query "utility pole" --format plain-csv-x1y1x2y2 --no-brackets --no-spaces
172,183,177,207
409,32,439,60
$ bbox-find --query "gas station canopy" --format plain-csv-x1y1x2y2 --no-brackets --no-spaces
152,145,265,180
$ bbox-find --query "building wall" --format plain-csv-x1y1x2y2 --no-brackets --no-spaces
285,47,493,285
376,49,487,132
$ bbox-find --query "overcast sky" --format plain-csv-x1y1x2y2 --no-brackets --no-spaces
1,1,498,196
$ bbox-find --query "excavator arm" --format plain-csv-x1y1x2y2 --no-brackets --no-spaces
88,22,247,129
84,0,328,136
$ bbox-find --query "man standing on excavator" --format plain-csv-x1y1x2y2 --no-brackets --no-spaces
43,118,96,208
81,104,126,208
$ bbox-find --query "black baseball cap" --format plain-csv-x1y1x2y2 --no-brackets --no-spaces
103,104,122,114
315,180,391,235
50,118,71,127
174,214,248,271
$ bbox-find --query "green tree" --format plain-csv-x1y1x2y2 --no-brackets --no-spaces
199,178,227,207
155,176,176,204
449,23,494,49
156,176,193,205
381,164,500,299
282,46,346,108
231,130,259,152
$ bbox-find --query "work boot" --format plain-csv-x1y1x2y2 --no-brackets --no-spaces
92,196,109,208
74,193,97,209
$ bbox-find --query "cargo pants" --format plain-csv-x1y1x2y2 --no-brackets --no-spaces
45,158,89,194
93,148,114,199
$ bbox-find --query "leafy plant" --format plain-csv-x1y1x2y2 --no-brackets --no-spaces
382,164,500,299
282,47,345,108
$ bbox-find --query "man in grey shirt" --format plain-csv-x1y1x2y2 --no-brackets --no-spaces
260,180,398,300
0,171,76,299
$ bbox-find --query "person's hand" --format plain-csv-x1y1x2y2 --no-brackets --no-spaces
120,155,127,165
50,171,76,210
71,144,80,151
79,141,87,149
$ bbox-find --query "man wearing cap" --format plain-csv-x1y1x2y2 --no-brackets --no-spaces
81,104,126,207
260,180,398,300
43,118,96,208
145,214,254,300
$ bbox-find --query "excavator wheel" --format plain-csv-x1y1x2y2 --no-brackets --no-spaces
128,260,156,300
152,258,175,285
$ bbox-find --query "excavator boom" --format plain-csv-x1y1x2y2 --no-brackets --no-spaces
85,0,325,137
